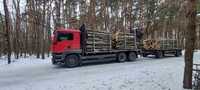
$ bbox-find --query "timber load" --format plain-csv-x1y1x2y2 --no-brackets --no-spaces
112,32,136,50
86,30,112,52
85,30,137,53
143,39,178,50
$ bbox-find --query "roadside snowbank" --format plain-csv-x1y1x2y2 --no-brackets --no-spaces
0,51,199,90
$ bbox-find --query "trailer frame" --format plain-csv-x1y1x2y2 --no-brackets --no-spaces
141,48,182,58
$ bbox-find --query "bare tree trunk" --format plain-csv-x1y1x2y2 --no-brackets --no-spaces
13,0,21,59
0,13,4,58
183,0,197,89
41,0,47,59
55,0,61,28
3,0,12,64
89,0,96,30
46,6,52,57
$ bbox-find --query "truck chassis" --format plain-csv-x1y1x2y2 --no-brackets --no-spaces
52,50,139,67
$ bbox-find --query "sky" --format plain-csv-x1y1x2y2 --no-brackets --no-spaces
0,0,4,13
0,0,26,14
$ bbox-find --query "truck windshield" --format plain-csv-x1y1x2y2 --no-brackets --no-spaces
57,32,73,41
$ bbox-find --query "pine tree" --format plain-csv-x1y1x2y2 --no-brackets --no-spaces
183,0,197,89
3,0,12,64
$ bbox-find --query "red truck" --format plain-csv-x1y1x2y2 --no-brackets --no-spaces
51,25,139,67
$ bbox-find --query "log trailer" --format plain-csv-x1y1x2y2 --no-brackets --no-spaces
51,26,139,67
141,35,182,58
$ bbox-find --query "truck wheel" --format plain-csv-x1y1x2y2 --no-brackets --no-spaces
142,53,147,57
52,59,57,65
65,55,80,68
175,51,181,57
128,52,137,61
155,51,163,58
117,53,127,62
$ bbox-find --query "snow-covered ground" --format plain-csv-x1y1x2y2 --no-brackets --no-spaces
0,51,200,90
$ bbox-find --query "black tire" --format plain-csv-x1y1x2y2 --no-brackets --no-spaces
128,52,137,61
117,53,127,62
155,51,163,58
175,51,181,57
65,54,80,68
142,53,148,57
52,59,56,65
180,51,183,56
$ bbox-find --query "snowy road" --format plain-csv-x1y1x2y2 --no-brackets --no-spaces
0,52,199,90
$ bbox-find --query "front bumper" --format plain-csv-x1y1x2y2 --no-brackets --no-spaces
52,53,65,65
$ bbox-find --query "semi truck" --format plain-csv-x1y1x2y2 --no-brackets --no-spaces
51,25,139,67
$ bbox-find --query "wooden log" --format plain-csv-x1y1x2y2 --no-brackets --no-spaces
143,39,178,50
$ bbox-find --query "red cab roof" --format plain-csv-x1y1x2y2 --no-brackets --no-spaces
56,27,80,33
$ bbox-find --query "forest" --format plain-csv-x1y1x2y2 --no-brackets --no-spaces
0,0,200,90
0,0,199,60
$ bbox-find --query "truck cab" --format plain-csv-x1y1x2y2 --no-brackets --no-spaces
52,28,81,67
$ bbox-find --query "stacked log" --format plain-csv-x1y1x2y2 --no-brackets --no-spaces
85,29,137,53
112,32,136,50
143,39,160,50
143,39,178,50
86,30,112,52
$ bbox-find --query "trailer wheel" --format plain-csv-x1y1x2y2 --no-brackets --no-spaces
65,54,80,68
175,50,181,57
117,53,127,62
142,53,148,57
155,51,163,58
128,52,137,61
